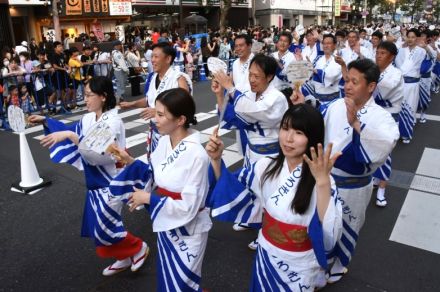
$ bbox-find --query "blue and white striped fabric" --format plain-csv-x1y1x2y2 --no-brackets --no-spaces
45,118,83,171
398,101,415,139
250,245,315,292
207,161,262,229
109,159,152,203
300,80,316,100
327,220,358,267
157,230,207,292
373,155,392,181
418,77,431,112
82,187,128,246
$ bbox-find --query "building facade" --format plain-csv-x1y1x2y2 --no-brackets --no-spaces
254,0,333,28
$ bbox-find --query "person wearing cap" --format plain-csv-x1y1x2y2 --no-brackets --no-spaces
111,40,129,103
15,41,29,55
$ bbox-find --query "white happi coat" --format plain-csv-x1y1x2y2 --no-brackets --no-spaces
222,84,289,166
271,50,296,90
395,46,426,117
232,53,254,92
322,97,399,266
312,54,342,97
145,66,193,109
301,42,321,63
209,158,342,291
374,63,404,115
148,130,212,234
340,46,374,65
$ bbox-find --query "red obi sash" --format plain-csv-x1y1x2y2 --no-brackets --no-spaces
155,187,182,200
261,210,312,252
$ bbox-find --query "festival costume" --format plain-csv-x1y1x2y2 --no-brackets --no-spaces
208,158,342,291
43,109,144,264
110,130,212,291
144,67,193,153
271,51,295,91
322,98,399,267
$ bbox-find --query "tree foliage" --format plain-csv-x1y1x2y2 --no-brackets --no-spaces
198,0,248,35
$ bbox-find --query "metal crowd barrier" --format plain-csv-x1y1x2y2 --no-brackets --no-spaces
0,58,239,130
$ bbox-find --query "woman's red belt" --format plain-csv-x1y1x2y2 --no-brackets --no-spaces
261,210,312,252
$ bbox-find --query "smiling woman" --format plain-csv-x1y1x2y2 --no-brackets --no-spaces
27,76,149,277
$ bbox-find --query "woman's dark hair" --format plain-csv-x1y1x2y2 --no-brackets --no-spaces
347,58,380,84
151,42,176,65
262,104,324,214
322,34,336,44
249,54,278,82
86,76,116,112
155,88,197,129
377,41,398,56
19,51,30,60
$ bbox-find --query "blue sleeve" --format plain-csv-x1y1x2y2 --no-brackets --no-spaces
109,159,152,202
312,69,325,84
44,118,82,169
221,90,256,131
207,160,262,228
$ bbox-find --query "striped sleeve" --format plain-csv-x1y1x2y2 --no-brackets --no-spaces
44,118,83,171
109,159,152,202
207,160,262,228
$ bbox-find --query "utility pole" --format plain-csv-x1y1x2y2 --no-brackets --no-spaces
179,0,183,28
52,0,61,41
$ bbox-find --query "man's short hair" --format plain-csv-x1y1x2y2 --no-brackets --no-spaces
151,42,176,65
347,59,380,84
377,41,398,56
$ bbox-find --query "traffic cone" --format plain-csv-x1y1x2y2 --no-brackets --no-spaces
199,65,207,81
11,132,51,195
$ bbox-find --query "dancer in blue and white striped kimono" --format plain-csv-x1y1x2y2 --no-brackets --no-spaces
322,59,399,284
395,28,426,143
301,34,342,105
109,88,211,292
206,104,343,291
418,30,437,123
120,42,192,154
28,76,148,276
212,54,289,249
372,42,406,207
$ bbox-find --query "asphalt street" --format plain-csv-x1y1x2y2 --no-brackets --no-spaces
1,81,439,292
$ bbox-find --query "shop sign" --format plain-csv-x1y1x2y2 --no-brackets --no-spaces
84,0,92,13
109,0,132,15
66,0,83,15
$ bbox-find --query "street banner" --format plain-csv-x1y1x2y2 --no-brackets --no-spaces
84,0,92,13
91,22,105,41
335,0,341,17
115,25,125,43
93,0,100,12
66,0,82,15
101,0,109,12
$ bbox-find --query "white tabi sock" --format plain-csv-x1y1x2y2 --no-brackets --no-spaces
377,187,386,200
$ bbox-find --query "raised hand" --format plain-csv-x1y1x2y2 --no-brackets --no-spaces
140,107,156,120
205,127,224,161
303,143,341,185
212,71,234,91
107,144,134,165
344,97,360,128
211,79,223,96
290,86,305,105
